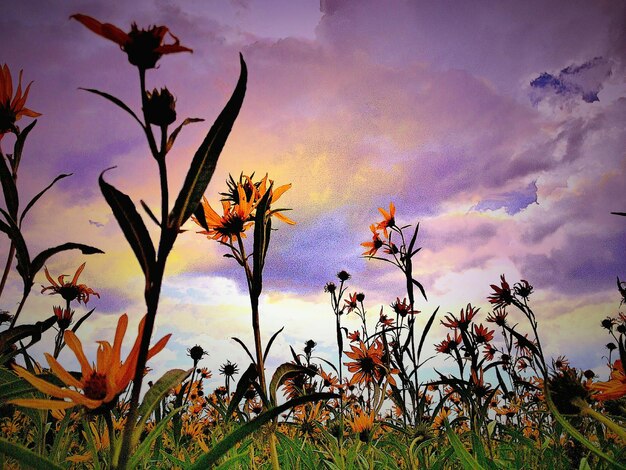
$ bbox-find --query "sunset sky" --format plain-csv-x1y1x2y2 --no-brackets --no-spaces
1,0,625,388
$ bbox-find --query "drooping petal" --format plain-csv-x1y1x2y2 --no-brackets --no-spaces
270,183,291,204
45,354,82,389
64,330,93,377
70,14,130,46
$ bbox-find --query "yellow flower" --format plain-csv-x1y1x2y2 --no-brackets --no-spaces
591,360,626,401
41,262,99,305
0,64,41,140
252,174,295,225
9,313,170,410
347,410,376,442
194,184,254,243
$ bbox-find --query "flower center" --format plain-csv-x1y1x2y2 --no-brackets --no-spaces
83,372,108,401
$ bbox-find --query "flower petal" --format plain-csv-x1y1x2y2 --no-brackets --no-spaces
70,14,130,46
45,353,82,389
64,330,93,377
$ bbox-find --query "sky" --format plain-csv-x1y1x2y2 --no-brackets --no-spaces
1,0,625,390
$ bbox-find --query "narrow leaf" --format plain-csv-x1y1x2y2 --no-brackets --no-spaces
411,278,428,301
263,326,284,362
80,88,143,127
128,406,182,469
30,242,104,276
71,308,96,333
19,173,72,226
140,200,161,227
0,437,63,470
0,208,30,282
225,363,258,421
12,120,37,172
231,337,256,365
99,169,155,277
269,362,316,406
0,315,56,353
132,368,191,448
191,392,338,469
166,117,204,153
168,54,247,230
445,424,485,470
0,152,18,219
417,306,439,362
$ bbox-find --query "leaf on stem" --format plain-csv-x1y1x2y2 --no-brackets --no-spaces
19,173,72,226
80,88,144,127
166,118,204,153
0,152,18,219
12,120,37,173
99,169,155,278
168,54,247,230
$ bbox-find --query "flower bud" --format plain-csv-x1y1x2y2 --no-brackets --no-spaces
144,88,176,126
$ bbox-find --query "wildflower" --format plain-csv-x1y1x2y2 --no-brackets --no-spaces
347,330,360,343
606,342,617,352
390,297,417,317
618,276,626,306
378,310,394,327
282,373,308,400
470,368,491,398
384,243,399,255
319,369,339,390
494,398,521,418
9,313,170,410
198,367,212,379
194,185,254,243
344,341,384,386
590,360,626,401
483,344,498,361
337,270,351,282
53,306,74,330
486,308,508,326
218,361,239,378
361,224,383,256
473,323,494,344
553,355,570,371
344,293,358,312
187,345,208,364
514,334,535,356
0,310,13,325
441,303,478,331
435,332,461,354
488,275,513,309
376,202,395,238
356,292,365,302
71,14,192,70
548,368,591,414
41,262,99,305
514,279,533,299
246,173,295,225
324,282,337,293
348,410,376,442
0,64,41,139
143,88,176,126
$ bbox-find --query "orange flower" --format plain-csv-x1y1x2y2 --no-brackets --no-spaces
473,323,494,344
376,202,395,238
0,64,41,140
251,174,295,225
361,224,383,256
71,14,192,70
9,313,170,410
194,184,254,243
344,340,385,386
41,262,99,305
347,409,376,441
590,360,626,401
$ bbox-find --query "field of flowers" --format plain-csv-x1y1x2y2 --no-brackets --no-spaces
0,13,624,470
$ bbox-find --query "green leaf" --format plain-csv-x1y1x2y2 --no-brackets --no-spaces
127,406,182,469
190,392,338,469
168,54,247,230
0,437,63,470
99,168,155,278
269,362,316,406
445,424,485,470
252,185,273,299
0,152,18,219
132,368,191,448
19,173,72,226
80,88,144,127
30,242,104,275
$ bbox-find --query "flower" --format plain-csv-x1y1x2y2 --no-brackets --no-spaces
348,410,376,442
434,332,461,354
337,270,351,282
488,275,513,308
0,65,41,140
441,303,478,331
344,341,385,386
376,202,396,238
41,262,99,305
473,323,494,344
361,224,383,256
71,14,192,70
187,345,208,363
9,313,170,410
344,293,358,312
250,174,295,225
194,185,254,243
53,306,74,330
347,330,361,343
219,361,239,378
514,280,533,299
390,297,417,317
486,308,508,326
590,360,626,401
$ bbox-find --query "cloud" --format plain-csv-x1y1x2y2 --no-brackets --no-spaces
472,181,538,215
530,57,613,105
